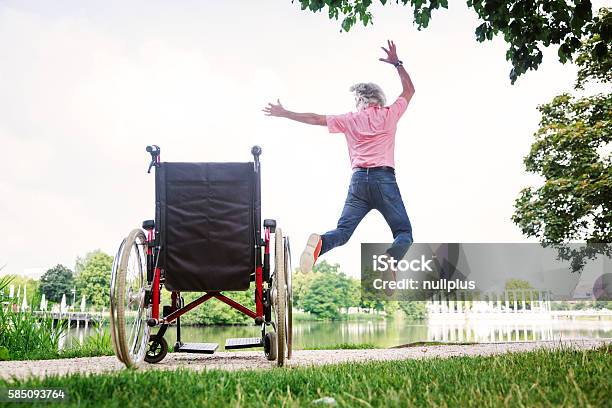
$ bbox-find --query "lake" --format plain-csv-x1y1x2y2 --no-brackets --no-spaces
61,317,612,350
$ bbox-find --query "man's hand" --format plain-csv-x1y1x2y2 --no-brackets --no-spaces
380,40,415,102
262,99,288,118
262,99,327,126
379,40,400,65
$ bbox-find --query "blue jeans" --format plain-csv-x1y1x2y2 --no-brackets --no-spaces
320,169,413,260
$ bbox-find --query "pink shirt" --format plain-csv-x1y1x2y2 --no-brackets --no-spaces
326,96,408,169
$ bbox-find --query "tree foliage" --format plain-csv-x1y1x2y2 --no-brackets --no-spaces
74,249,104,277
293,260,347,311
398,301,427,320
575,8,612,89
505,279,535,306
8,275,41,307
76,252,113,308
179,290,256,325
295,0,604,83
297,260,393,319
513,10,611,270
39,265,73,303
302,269,356,319
514,92,611,244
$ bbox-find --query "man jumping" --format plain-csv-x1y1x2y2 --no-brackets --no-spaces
263,40,415,273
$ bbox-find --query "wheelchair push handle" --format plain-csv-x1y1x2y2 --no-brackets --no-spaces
146,145,160,154
146,145,161,173
251,145,262,171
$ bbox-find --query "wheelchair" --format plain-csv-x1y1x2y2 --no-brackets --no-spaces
109,145,292,367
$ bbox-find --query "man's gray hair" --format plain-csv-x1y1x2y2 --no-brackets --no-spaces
350,82,386,107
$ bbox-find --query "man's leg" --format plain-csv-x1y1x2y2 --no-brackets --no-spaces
374,180,413,260
300,181,371,272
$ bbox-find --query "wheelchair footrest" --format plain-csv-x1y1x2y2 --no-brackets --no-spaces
225,337,264,350
175,342,218,354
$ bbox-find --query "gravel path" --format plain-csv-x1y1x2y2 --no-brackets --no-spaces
0,340,608,381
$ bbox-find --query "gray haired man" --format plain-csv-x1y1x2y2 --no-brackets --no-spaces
263,40,415,272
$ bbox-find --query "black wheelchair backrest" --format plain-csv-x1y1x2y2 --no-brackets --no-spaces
156,162,260,292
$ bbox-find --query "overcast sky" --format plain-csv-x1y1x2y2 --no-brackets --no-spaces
0,0,605,279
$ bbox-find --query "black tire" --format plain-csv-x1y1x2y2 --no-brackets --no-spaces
144,334,168,364
264,332,277,361
284,236,293,360
109,239,127,365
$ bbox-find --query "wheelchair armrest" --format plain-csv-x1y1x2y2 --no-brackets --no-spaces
263,219,276,233
142,220,155,231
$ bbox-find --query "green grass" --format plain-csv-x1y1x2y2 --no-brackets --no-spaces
0,321,114,361
0,306,67,361
55,326,115,359
0,275,73,361
2,345,610,407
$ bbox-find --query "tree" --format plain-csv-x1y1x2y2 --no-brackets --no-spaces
295,260,399,317
180,289,256,325
74,249,104,278
513,9,611,271
575,8,612,89
9,275,41,307
313,260,342,274
293,261,340,310
302,271,355,319
39,265,73,303
505,279,535,308
292,269,318,310
594,300,612,310
551,301,570,310
295,0,606,83
300,261,358,319
76,252,113,308
399,301,427,320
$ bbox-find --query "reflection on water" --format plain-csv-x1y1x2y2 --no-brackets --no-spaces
428,320,612,343
61,317,612,350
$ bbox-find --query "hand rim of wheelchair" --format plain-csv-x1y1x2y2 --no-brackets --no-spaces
109,229,150,367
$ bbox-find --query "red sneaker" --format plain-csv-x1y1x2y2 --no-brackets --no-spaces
300,233,322,273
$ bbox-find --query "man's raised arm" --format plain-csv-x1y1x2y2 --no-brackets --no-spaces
379,40,415,103
262,99,327,126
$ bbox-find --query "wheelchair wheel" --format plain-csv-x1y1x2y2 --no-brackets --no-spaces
264,332,277,361
110,229,150,367
284,236,293,360
273,228,288,367
144,334,168,364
